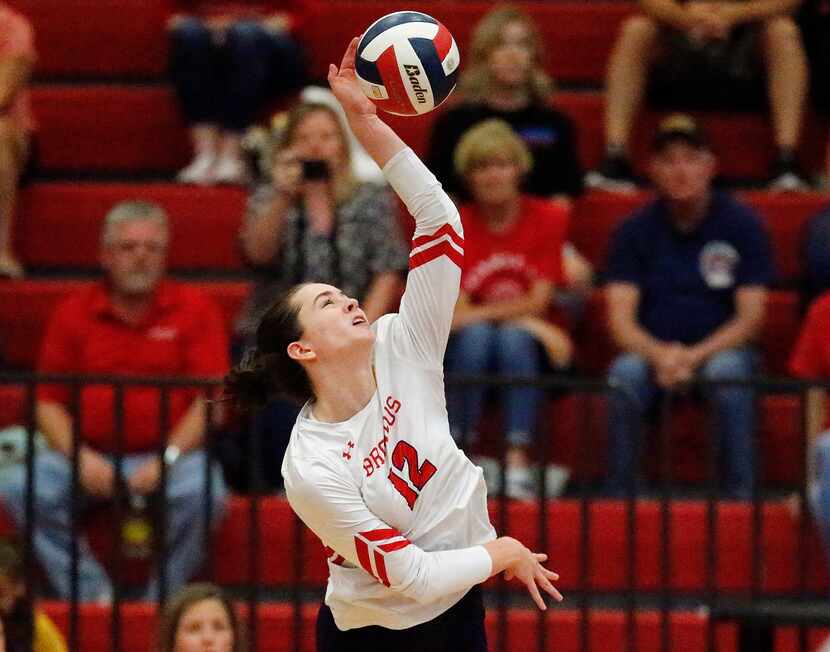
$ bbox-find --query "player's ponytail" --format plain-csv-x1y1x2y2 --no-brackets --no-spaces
223,284,314,411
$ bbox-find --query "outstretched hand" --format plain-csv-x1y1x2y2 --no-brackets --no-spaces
327,37,378,119
505,551,564,611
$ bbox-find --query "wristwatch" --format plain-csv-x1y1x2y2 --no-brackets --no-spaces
163,445,181,466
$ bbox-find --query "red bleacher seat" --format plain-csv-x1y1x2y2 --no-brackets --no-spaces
31,85,190,173
210,496,827,596
30,85,828,183
12,0,632,85
16,184,827,283
0,280,250,369
16,183,247,271
38,599,752,652
570,191,828,283
0,384,26,428
7,0,170,79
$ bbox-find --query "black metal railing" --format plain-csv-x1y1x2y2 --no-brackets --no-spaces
2,370,830,652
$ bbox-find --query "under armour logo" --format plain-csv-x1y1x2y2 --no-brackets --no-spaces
342,440,355,460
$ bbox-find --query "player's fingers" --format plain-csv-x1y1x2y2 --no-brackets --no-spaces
525,577,546,611
340,36,359,71
534,553,548,563
541,567,559,581
537,570,564,602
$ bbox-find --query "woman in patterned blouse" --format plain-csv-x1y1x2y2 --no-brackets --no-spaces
238,101,408,341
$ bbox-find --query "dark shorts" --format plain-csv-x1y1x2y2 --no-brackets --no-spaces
315,585,487,652
648,26,766,110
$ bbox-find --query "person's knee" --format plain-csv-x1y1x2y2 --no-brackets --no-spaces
762,15,802,48
496,326,538,354
619,15,659,47
812,433,830,484
609,353,651,384
225,21,266,51
0,469,25,514
701,349,754,380
170,16,211,44
454,323,496,350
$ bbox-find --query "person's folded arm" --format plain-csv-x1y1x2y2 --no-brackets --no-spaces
686,286,766,368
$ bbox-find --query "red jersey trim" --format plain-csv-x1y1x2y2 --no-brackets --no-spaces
412,223,464,250
409,241,463,271
353,528,412,586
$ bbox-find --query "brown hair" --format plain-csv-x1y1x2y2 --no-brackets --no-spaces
156,583,244,652
458,4,554,105
223,284,314,411
453,119,533,180
272,102,356,203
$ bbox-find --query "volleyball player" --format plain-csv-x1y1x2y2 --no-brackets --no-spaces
225,38,563,651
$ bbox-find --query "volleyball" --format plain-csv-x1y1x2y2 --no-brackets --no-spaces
355,11,460,116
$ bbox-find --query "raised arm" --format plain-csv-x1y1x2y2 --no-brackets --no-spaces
328,38,465,367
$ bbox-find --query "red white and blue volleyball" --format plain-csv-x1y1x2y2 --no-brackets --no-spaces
356,11,460,116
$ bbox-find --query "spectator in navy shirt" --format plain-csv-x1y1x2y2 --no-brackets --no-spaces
604,114,773,498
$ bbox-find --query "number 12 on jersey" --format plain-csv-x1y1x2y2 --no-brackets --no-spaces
387,441,437,509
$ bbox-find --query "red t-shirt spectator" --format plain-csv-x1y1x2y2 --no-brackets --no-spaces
37,281,229,453
0,3,35,133
460,195,568,305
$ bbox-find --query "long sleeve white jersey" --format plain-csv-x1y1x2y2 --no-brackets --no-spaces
281,148,497,631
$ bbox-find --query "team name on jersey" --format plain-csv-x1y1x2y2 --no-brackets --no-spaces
363,395,401,477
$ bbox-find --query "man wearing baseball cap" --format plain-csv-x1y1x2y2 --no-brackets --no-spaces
603,114,774,498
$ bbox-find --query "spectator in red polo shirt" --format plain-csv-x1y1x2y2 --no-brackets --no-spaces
790,291,830,584
446,120,574,500
0,201,229,602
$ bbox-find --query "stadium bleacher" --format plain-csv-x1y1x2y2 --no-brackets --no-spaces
3,0,830,650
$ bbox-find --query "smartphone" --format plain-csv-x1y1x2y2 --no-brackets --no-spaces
302,159,330,181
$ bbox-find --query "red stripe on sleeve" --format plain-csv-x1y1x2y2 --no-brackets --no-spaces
412,223,464,250
374,550,391,587
409,241,463,271
379,539,411,553
359,528,402,542
354,537,375,578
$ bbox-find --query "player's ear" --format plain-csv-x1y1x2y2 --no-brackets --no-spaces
287,340,315,362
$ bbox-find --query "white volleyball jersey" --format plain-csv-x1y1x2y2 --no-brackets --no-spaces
281,148,496,631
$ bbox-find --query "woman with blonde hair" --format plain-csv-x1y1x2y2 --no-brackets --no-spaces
448,119,574,499
426,4,582,203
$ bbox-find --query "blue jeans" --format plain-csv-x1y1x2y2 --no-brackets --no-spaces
809,433,830,566
606,348,757,497
169,18,306,131
446,323,544,449
0,447,226,601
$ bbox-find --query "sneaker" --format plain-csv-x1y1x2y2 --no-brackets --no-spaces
768,157,811,192
177,153,216,185
584,156,638,192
